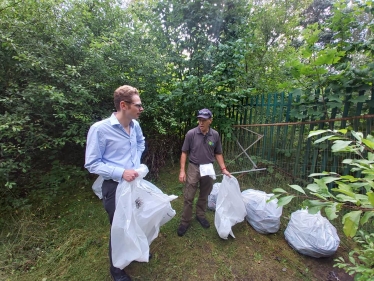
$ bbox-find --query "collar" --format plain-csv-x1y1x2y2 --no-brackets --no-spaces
110,113,134,127
197,126,211,135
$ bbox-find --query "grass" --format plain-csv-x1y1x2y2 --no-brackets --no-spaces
0,164,354,281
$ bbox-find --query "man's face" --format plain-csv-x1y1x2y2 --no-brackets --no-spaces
123,95,143,119
198,117,212,132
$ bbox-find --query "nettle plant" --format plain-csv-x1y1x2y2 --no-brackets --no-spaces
272,128,374,280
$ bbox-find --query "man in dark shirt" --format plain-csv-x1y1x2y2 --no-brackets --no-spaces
177,108,231,237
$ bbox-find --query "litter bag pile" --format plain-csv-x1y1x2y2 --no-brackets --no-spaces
284,209,340,258
241,189,282,234
111,164,177,269
214,175,246,239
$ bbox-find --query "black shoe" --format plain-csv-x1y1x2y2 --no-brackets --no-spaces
196,216,210,228
111,271,132,281
177,224,189,236
149,253,153,260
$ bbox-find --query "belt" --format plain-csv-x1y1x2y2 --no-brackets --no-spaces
189,161,213,166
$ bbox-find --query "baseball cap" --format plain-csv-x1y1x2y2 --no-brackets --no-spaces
197,108,213,119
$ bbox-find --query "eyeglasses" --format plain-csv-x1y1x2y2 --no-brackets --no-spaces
124,101,143,109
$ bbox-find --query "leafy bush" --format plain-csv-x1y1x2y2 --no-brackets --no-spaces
335,230,374,281
272,128,374,279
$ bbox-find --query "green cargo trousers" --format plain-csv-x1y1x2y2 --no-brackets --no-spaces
180,162,214,226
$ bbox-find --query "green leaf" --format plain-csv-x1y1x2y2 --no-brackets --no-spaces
308,206,322,214
267,194,281,203
331,140,352,151
325,203,340,220
367,152,374,161
351,131,363,142
277,196,295,207
367,192,374,206
289,185,306,194
314,135,334,144
311,192,329,200
273,188,288,194
304,199,331,207
360,211,374,226
306,183,320,192
308,130,330,138
342,211,362,237
336,194,358,204
337,129,348,134
322,176,339,184
331,188,356,198
309,172,336,177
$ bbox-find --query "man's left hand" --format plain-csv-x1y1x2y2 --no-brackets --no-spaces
222,169,231,178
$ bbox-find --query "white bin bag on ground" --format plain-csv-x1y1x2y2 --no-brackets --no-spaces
284,209,340,258
111,164,178,269
208,183,220,211
92,175,104,199
214,175,246,239
241,189,282,234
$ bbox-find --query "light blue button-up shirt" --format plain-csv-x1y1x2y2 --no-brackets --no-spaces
84,113,145,182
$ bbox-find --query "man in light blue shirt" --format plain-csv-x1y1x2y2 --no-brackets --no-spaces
85,85,145,281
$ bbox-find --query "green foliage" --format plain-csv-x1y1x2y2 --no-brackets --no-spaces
334,231,374,281
272,128,374,278
0,0,171,207
1,0,373,215
241,0,308,94
273,128,374,237
281,0,374,120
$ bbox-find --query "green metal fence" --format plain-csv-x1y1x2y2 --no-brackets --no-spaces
218,89,374,231
222,89,374,182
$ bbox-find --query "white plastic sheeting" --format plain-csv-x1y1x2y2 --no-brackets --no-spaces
284,209,340,258
214,175,246,239
241,189,282,234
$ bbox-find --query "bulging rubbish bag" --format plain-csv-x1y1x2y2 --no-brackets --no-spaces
284,209,340,258
111,164,178,269
92,175,104,199
208,183,220,211
241,189,282,234
214,175,246,239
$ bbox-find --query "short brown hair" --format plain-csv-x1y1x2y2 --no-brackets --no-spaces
113,85,139,111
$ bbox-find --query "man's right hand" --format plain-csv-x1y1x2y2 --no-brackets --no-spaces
122,169,139,182
179,171,186,183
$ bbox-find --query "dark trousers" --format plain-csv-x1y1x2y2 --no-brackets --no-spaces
102,179,123,277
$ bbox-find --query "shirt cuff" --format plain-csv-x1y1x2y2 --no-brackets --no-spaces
112,167,125,182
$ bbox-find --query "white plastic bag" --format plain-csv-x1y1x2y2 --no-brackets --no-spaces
207,183,220,211
284,209,340,258
214,175,246,239
111,164,177,269
241,189,282,234
92,175,104,199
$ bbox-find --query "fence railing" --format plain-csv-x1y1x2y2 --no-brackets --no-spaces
222,89,374,182
218,89,374,232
